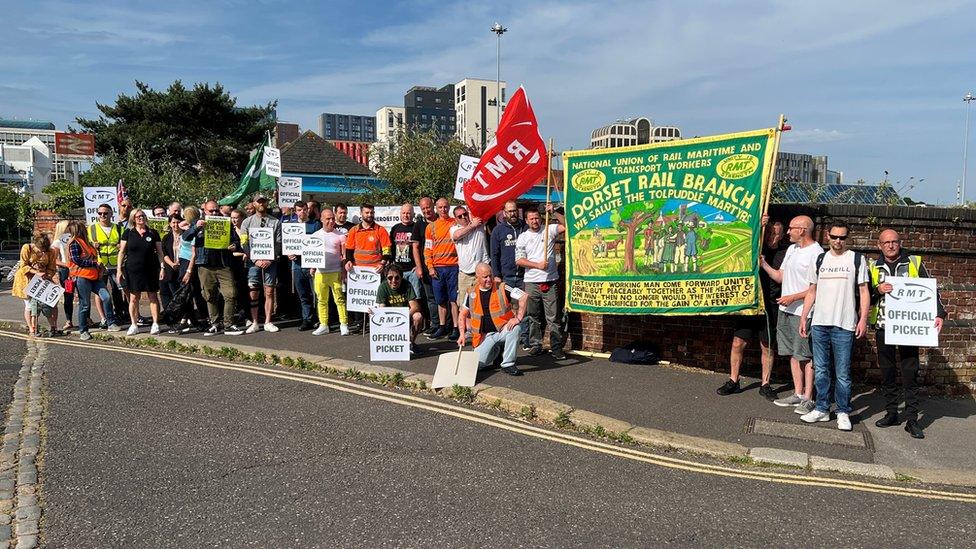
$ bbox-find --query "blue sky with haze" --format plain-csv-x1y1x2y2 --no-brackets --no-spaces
2,0,975,204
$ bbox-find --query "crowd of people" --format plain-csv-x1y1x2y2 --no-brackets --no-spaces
717,215,946,439
12,194,569,377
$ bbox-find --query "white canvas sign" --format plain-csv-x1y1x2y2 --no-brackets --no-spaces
369,307,411,361
83,187,118,226
247,227,275,260
883,276,940,347
346,266,381,313
25,274,63,308
454,154,479,200
278,176,302,206
281,222,305,255
301,233,326,269
346,206,403,231
263,146,281,177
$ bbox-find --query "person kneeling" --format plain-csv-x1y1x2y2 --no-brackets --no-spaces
457,263,528,376
374,265,423,354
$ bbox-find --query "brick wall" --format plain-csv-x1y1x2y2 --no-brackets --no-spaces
568,203,976,392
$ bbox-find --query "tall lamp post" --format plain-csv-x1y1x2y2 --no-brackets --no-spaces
963,91,975,205
491,22,507,133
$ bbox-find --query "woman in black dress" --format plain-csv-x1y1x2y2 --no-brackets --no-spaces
117,210,167,336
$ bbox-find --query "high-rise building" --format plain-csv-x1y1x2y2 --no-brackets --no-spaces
274,122,300,147
0,119,79,183
590,117,681,149
375,106,405,144
317,113,376,142
775,152,830,185
454,78,506,152
404,85,456,137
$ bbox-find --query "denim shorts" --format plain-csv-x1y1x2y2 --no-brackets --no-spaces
431,265,459,305
776,310,812,360
247,260,278,288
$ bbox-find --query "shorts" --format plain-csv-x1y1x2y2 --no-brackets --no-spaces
732,309,776,346
431,265,459,305
776,310,812,360
457,271,476,307
247,260,278,288
26,298,53,318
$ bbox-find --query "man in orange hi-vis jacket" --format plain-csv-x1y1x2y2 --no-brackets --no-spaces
344,203,392,272
424,197,459,341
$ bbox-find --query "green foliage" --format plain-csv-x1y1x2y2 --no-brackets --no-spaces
38,180,83,217
553,410,572,429
75,80,276,177
451,385,475,403
0,185,34,242
368,127,479,203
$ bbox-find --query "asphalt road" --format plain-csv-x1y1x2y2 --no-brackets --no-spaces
7,335,974,547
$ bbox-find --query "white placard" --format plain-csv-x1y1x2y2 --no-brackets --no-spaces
248,227,275,261
369,307,411,361
346,266,381,313
301,233,326,269
883,276,940,347
346,206,402,231
83,186,118,226
454,154,479,200
25,274,64,308
263,146,281,177
278,176,302,206
282,222,305,255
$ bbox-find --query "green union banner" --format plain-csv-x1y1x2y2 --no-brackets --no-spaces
563,128,777,315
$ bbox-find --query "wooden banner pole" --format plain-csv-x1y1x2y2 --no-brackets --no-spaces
542,138,554,257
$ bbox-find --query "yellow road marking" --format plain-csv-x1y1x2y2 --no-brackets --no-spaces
4,330,975,504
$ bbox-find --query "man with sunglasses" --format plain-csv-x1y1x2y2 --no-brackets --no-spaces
240,193,282,333
374,265,423,354
89,203,129,325
868,229,946,439
450,205,488,326
797,220,869,431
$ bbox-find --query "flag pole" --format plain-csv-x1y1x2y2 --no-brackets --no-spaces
543,138,555,254
757,114,787,316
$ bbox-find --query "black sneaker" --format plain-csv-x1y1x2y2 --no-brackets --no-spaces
758,384,777,400
423,326,439,336
501,365,523,376
224,325,245,336
527,346,544,357
716,379,741,396
448,328,460,341
550,349,566,360
203,324,222,336
98,320,108,330
299,321,314,332
427,327,448,340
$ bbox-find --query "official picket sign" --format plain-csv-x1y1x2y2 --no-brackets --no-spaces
346,206,403,231
278,176,302,206
203,216,232,249
282,222,305,255
147,216,170,235
83,186,118,225
301,233,326,269
248,227,275,261
454,154,479,200
369,307,411,361
263,146,282,178
346,266,381,313
25,274,64,308
884,276,940,347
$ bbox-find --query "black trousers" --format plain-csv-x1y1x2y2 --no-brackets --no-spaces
876,329,920,420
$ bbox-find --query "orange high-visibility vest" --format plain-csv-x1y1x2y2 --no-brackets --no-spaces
468,283,514,348
347,223,391,269
68,238,102,281
424,218,458,269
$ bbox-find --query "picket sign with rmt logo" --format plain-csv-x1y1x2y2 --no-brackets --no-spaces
301,233,326,268
248,227,275,260
369,307,410,361
282,222,305,255
454,154,480,200
346,266,380,313
83,187,118,225
278,176,302,205
883,276,939,347
25,274,64,308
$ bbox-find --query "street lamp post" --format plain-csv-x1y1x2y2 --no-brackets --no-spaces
962,92,975,205
491,22,507,133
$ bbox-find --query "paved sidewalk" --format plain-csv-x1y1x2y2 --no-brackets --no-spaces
2,289,974,479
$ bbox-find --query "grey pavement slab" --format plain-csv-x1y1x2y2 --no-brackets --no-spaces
809,456,896,480
749,447,809,468
750,418,870,448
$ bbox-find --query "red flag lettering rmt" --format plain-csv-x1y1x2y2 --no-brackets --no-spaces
463,87,547,219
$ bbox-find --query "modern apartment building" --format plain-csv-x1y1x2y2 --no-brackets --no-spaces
0,119,78,183
317,113,376,142
404,85,456,137
590,117,681,149
775,151,830,185
454,78,506,152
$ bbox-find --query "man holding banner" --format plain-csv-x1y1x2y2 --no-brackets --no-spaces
869,229,946,439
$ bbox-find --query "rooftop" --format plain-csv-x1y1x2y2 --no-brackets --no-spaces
0,119,56,131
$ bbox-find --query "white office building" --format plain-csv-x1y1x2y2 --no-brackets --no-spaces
590,117,681,149
454,78,506,152
0,119,79,183
0,137,52,198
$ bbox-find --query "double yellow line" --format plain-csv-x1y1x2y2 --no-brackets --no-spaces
4,330,975,504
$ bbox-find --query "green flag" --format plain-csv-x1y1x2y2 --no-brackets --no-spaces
218,134,277,206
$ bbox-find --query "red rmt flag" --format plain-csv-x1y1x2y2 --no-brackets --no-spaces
463,86,547,219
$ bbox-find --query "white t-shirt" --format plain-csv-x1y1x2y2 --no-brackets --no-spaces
516,225,560,283
52,234,71,264
778,242,824,316
807,249,868,331
450,224,489,274
316,230,346,273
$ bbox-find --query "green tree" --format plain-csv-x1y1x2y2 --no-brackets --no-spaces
75,80,276,177
609,199,667,273
0,186,34,243
368,127,478,203
39,180,84,217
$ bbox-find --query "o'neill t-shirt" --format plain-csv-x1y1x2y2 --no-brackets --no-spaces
807,249,868,331
778,242,824,316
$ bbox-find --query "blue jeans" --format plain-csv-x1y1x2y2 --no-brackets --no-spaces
504,275,530,346
422,277,440,330
812,325,854,414
291,261,314,322
402,269,422,299
475,326,522,369
76,277,116,334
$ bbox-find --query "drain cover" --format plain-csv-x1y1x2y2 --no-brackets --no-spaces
747,418,872,449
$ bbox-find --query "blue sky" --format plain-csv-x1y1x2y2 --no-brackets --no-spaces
2,0,975,204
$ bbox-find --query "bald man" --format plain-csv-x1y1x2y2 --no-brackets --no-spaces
761,215,823,413
868,229,946,439
457,263,528,376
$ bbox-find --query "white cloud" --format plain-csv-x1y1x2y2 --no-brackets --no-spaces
781,128,851,144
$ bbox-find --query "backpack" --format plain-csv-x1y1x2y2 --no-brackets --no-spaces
814,251,864,318
609,340,660,365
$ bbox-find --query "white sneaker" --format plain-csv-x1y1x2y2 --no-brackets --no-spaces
800,409,831,423
150,323,160,335
245,323,260,334
126,325,139,336
837,413,852,431
245,319,254,328
263,322,279,333
312,325,329,336
339,324,350,336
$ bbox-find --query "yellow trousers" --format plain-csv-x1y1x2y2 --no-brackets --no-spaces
314,271,348,326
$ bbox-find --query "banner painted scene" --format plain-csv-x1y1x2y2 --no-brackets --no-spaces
563,128,776,315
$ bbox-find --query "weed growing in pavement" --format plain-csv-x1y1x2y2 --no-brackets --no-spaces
519,405,536,420
390,372,404,387
451,385,474,403
726,455,755,466
490,398,503,409
417,379,428,390
553,410,572,429
252,351,266,363
895,473,917,483
165,340,179,350
294,357,316,371
269,354,280,365
280,356,295,368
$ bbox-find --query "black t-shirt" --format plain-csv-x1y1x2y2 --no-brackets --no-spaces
761,241,789,299
390,222,416,271
478,288,497,335
412,218,432,250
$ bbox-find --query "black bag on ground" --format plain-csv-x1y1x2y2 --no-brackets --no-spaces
161,283,193,325
609,341,660,365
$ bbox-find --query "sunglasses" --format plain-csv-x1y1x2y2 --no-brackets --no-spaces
98,211,111,216
457,213,469,218
828,234,848,241
387,275,401,281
